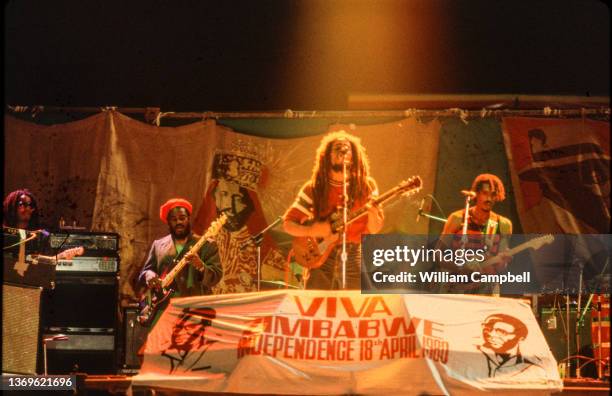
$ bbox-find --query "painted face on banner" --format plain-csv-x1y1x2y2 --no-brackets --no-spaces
169,310,215,351
483,321,520,353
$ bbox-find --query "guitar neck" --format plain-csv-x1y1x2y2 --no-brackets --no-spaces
335,186,404,230
161,236,208,289
506,241,536,257
29,246,83,265
160,213,226,290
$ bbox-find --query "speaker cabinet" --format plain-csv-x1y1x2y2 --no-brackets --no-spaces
122,307,148,369
43,332,116,374
41,274,119,374
2,284,42,374
42,274,118,329
540,307,595,377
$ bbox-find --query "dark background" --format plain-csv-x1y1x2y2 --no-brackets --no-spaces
4,0,610,111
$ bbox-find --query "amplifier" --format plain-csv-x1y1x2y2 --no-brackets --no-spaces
42,274,118,330
49,231,119,256
44,330,115,351
122,307,148,369
56,256,119,273
2,284,42,374
44,329,116,374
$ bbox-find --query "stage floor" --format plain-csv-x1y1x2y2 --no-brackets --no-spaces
81,375,611,395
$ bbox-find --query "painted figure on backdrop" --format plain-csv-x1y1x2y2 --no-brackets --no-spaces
137,198,222,325
283,130,384,290
439,174,513,293
193,152,286,294
519,128,610,233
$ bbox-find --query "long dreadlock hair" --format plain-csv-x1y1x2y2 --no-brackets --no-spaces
311,131,371,218
3,189,40,228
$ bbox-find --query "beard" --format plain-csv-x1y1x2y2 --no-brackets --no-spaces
171,223,191,239
222,209,251,232
331,163,352,172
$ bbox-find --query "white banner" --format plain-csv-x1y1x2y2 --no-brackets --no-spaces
133,291,562,395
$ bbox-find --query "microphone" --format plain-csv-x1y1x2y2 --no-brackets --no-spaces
416,198,425,222
461,190,476,198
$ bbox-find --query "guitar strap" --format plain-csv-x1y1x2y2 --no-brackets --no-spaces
484,213,500,249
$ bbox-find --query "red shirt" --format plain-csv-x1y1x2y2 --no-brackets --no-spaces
284,178,378,243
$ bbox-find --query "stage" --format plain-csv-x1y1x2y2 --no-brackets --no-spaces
59,375,612,395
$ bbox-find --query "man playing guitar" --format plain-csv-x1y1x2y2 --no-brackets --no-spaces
283,131,384,290
138,198,222,325
439,174,513,293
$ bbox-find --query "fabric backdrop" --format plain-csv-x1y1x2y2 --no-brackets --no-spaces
4,112,440,303
502,117,610,233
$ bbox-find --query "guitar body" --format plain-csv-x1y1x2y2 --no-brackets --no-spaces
138,287,175,327
292,234,339,269
291,176,423,269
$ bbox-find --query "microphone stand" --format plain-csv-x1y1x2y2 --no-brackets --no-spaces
460,195,471,248
418,210,447,224
341,159,349,289
241,216,283,291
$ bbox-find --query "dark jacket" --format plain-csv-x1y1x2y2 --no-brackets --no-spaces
138,233,222,296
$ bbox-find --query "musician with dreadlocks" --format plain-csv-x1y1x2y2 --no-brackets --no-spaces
283,131,384,289
439,174,513,292
3,189,49,254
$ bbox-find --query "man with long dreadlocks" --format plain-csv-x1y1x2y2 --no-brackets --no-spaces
283,131,384,289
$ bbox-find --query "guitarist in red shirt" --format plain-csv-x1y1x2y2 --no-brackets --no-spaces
283,131,384,290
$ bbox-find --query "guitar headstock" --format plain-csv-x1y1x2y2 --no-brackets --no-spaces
529,234,555,250
399,175,422,197
57,246,85,260
205,213,229,239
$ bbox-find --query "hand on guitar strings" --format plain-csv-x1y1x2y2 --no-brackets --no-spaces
493,249,513,272
185,251,206,272
146,275,162,290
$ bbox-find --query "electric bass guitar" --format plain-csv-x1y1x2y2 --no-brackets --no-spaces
292,176,422,269
138,213,227,327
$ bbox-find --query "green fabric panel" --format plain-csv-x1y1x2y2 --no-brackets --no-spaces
217,117,403,138
430,118,522,235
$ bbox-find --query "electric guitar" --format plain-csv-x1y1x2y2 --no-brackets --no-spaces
26,246,85,265
484,234,554,267
138,214,227,327
292,176,422,269
451,234,555,292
